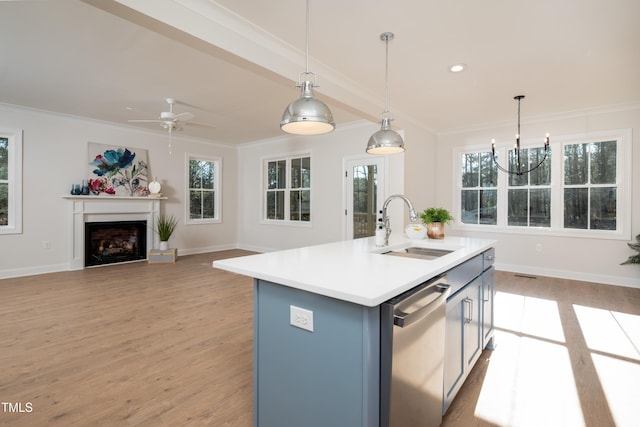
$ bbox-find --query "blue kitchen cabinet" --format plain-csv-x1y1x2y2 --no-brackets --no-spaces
443,249,495,414
254,280,380,427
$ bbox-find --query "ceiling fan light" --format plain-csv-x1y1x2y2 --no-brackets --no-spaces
281,81,335,135
366,117,404,154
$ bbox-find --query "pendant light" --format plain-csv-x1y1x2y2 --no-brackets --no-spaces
280,0,335,135
491,95,550,176
367,32,404,155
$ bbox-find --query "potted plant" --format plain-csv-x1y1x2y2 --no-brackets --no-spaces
419,207,454,239
155,214,178,250
621,234,640,265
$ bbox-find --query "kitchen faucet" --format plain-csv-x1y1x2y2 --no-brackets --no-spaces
381,194,418,246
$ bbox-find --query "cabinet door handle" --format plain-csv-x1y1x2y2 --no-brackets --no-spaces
463,297,473,323
484,285,493,302
486,255,494,261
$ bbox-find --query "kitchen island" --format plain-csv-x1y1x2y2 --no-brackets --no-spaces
213,235,496,426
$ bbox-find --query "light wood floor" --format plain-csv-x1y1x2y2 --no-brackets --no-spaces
0,250,254,426
1,251,639,426
442,271,640,427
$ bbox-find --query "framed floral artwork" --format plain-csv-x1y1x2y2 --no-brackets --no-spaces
87,143,149,196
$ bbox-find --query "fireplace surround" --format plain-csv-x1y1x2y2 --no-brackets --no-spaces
64,196,164,269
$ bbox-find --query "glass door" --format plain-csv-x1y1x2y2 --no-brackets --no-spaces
345,157,385,239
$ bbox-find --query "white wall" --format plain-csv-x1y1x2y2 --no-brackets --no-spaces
403,119,439,216
236,121,431,252
436,105,640,288
0,104,238,278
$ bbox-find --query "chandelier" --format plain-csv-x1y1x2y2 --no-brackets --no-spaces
491,95,550,176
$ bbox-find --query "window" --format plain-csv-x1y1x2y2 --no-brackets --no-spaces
0,129,23,235
455,129,631,239
265,155,311,223
461,152,497,225
563,140,616,230
186,155,221,224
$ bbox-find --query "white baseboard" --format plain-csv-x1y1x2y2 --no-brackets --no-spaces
495,262,640,289
236,243,273,253
176,243,238,256
0,263,70,280
0,245,240,279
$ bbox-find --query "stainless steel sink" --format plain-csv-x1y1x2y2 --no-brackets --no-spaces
382,247,454,260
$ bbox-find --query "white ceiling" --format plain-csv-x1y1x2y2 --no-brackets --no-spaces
1,0,639,145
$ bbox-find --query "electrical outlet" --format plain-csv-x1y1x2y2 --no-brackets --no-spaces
290,305,314,332
43,240,50,250
536,243,542,252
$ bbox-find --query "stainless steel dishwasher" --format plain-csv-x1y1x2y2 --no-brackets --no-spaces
380,274,451,427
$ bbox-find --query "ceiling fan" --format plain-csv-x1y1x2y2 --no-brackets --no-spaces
127,98,213,132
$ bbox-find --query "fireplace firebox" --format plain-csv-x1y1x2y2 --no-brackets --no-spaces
85,221,147,267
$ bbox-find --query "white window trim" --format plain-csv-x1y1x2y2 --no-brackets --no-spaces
261,153,312,227
453,128,631,240
0,128,23,235
184,153,222,225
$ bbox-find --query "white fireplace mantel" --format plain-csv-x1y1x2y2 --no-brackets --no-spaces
63,196,166,269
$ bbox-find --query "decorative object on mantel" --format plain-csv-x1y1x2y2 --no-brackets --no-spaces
621,234,640,265
88,143,149,196
81,179,90,195
155,214,178,250
491,95,550,176
148,176,162,198
88,177,116,195
419,207,454,239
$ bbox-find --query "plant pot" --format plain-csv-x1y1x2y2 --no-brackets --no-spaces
159,241,169,250
427,222,445,239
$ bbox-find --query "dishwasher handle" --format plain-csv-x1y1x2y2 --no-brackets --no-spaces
393,283,450,328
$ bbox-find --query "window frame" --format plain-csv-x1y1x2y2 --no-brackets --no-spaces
262,153,312,227
185,153,222,225
460,151,498,226
0,128,23,235
453,129,631,240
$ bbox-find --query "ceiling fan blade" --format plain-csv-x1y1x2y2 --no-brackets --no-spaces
173,112,194,121
182,120,216,129
173,100,213,113
128,119,162,123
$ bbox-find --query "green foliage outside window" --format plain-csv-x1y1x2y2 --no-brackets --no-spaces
189,159,217,221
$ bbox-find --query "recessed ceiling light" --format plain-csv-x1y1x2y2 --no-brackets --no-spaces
449,63,466,73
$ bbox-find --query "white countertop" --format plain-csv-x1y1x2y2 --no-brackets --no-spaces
213,236,495,307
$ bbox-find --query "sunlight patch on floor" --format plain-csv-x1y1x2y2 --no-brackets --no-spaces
474,292,583,426
573,305,640,361
495,292,565,343
475,331,585,427
590,353,640,427
574,305,640,427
